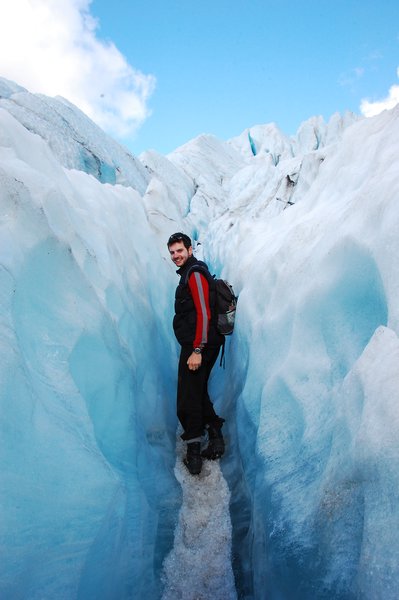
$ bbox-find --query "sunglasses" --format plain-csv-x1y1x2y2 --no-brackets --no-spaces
167,233,191,246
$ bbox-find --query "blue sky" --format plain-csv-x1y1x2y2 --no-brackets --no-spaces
90,0,399,154
1,1,399,156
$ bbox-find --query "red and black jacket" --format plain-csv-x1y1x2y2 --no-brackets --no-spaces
173,256,223,349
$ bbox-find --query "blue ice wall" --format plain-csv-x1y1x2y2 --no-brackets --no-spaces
222,240,390,599
0,197,181,598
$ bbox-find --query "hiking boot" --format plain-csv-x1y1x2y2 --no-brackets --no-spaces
201,424,225,460
184,442,202,475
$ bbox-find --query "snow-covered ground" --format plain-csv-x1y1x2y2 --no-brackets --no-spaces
161,441,236,600
1,76,399,599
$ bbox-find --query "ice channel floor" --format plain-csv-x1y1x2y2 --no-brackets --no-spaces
161,440,237,600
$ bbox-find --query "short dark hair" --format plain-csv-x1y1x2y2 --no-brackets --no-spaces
167,232,192,249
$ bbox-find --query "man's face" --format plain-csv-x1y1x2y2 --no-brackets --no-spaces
168,241,192,268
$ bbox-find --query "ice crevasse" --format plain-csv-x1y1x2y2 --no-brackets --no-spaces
1,76,399,599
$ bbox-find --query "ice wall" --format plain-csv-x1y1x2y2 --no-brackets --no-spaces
0,77,149,192
0,106,181,599
205,106,399,598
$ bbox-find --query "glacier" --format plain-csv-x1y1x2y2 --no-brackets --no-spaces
1,75,399,599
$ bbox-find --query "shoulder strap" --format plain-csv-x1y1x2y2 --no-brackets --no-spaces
183,263,212,286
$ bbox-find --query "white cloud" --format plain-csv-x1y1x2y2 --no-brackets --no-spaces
0,0,156,137
360,67,399,117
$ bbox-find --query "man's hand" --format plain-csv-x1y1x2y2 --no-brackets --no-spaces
187,351,202,371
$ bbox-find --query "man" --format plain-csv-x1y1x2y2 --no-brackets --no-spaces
167,232,225,475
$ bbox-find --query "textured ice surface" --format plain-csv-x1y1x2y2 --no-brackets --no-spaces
1,77,399,600
161,442,236,600
0,77,149,192
0,105,180,599
205,106,399,599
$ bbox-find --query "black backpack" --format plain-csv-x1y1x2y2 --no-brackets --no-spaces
213,278,237,335
185,264,237,336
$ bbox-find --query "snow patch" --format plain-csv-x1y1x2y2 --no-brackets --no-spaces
162,442,237,600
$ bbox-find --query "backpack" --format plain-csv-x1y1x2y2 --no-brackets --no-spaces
213,278,237,335
185,264,237,336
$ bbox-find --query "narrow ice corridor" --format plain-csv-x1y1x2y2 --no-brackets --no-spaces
161,441,237,600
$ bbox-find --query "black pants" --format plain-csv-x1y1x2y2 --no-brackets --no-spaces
177,345,224,441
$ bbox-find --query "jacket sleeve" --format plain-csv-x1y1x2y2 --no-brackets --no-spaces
188,271,211,348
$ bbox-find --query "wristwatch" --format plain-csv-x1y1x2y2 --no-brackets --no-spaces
193,347,202,354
